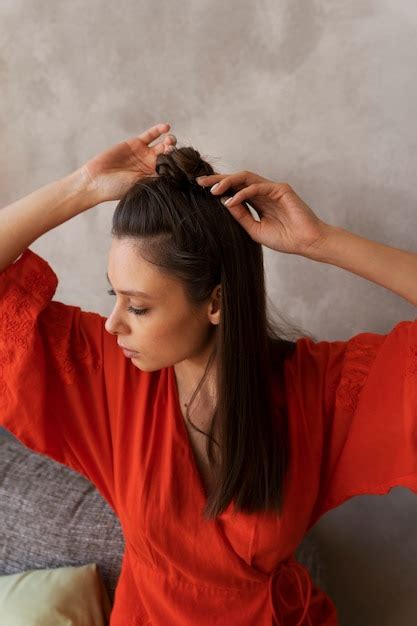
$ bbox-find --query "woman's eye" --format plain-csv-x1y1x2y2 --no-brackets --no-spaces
128,306,149,316
107,289,148,316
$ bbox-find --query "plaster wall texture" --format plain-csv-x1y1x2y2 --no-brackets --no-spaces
1,1,417,624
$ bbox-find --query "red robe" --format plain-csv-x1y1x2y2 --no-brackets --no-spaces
1,248,416,625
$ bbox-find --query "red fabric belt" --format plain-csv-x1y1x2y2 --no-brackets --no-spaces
268,554,313,625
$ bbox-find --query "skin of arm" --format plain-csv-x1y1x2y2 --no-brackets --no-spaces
303,225,417,308
0,122,174,273
2,168,416,309
0,169,98,273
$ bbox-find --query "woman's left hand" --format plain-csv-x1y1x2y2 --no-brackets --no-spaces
196,170,332,257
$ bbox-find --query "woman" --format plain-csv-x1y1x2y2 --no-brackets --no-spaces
1,122,416,625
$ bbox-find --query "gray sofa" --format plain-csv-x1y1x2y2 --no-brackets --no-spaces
0,426,329,611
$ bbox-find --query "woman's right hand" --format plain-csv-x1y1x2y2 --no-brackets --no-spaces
79,122,177,202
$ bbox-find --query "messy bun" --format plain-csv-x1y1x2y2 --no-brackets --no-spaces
155,146,215,188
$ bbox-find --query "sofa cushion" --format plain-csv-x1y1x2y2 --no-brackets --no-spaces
0,433,124,605
0,562,111,625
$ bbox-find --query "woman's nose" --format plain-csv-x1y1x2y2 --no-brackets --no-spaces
105,312,127,335
104,317,115,334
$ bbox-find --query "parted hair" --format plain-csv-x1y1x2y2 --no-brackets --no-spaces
110,145,315,520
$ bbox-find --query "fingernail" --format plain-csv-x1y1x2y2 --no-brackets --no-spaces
210,183,220,193
221,196,233,205
195,176,205,182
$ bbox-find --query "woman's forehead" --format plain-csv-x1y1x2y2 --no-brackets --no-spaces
107,239,178,299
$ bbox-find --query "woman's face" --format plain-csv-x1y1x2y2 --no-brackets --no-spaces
104,238,220,372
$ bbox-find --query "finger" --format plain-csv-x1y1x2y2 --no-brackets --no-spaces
152,134,178,156
195,174,249,196
138,123,171,145
197,171,259,195
165,133,177,145
195,174,228,186
153,142,171,156
220,197,261,241
224,182,274,206
163,134,177,151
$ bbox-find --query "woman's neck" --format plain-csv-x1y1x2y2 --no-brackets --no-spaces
173,342,218,420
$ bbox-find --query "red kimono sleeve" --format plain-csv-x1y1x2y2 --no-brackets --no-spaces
285,320,417,528
0,248,118,513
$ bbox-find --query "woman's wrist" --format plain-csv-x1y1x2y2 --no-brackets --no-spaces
59,168,104,210
303,224,417,306
0,170,103,273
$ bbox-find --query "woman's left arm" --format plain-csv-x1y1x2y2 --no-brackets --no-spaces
196,171,417,308
306,225,417,308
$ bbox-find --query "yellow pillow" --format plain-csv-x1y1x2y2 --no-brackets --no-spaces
0,563,111,626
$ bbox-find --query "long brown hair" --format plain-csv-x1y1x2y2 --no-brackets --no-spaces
110,146,316,520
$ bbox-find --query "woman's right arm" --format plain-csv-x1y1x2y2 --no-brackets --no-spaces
0,168,99,273
0,122,176,273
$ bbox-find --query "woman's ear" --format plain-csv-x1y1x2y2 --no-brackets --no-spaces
208,284,221,325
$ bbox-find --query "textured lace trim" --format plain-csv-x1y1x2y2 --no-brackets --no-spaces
331,325,417,413
0,259,101,405
0,286,37,408
41,303,102,384
332,337,381,414
1,254,56,375
21,265,57,301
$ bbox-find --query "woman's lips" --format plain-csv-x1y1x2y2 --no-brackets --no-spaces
122,348,140,358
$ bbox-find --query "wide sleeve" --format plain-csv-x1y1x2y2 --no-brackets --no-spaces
0,248,120,513
284,320,417,528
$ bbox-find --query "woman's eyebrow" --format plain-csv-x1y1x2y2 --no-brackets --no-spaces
106,272,154,299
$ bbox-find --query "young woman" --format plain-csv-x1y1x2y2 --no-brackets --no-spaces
1,122,416,626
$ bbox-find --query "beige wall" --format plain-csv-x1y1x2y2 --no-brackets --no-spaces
1,1,417,623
